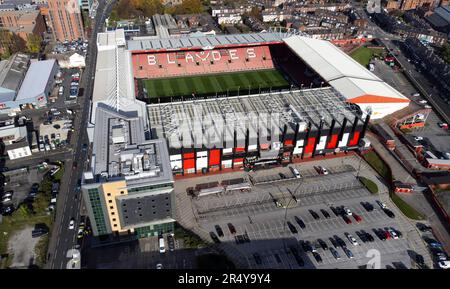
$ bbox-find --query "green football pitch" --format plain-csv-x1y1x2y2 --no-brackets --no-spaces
140,69,290,99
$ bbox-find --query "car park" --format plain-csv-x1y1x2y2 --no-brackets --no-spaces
320,209,330,219
215,225,224,237
294,216,306,229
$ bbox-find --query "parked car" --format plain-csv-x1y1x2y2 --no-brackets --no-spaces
312,252,323,263
330,247,341,260
309,210,320,220
346,233,359,246
287,221,298,234
68,218,75,230
167,234,175,251
330,206,340,216
387,228,398,239
342,215,352,224
343,207,352,216
227,223,236,234
384,209,395,218
317,239,328,250
417,223,432,232
438,260,450,269
214,225,224,237
320,209,330,218
376,200,387,209
361,201,374,212
290,167,301,178
343,247,354,259
353,213,362,223
294,216,306,229
317,166,329,175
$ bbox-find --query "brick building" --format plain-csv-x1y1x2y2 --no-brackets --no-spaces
46,0,84,42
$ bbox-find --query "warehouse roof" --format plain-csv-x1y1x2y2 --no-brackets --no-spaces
0,53,30,100
16,59,56,101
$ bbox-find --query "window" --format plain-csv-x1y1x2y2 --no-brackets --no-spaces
112,218,116,221
108,200,112,203
111,212,115,215
109,206,114,209
120,191,124,194
107,193,111,196
113,224,117,227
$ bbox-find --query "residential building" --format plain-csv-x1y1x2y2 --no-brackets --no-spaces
81,104,175,238
46,0,85,41
400,0,435,10
0,9,46,42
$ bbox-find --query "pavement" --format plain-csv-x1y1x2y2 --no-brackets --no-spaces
45,0,116,269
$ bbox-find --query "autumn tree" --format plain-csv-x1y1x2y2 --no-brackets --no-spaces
26,34,42,54
176,0,203,14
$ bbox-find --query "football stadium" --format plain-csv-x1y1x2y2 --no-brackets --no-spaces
90,29,411,177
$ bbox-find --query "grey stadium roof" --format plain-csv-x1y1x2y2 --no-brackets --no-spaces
127,32,285,51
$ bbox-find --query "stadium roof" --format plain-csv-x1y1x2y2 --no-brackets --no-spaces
16,59,55,101
127,32,285,51
283,36,381,82
329,78,409,104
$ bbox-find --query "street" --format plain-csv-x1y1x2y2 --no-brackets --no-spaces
45,0,117,269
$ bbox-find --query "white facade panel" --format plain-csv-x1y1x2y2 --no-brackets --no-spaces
315,136,327,150
338,133,349,148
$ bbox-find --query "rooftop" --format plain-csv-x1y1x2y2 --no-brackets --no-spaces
0,53,30,100
147,87,362,149
90,104,172,186
16,59,56,101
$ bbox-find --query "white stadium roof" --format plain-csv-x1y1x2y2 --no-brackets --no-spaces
283,36,381,82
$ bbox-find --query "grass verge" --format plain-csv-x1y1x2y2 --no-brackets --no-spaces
174,224,207,249
390,193,425,220
358,176,379,194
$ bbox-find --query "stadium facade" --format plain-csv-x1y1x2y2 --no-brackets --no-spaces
83,29,410,238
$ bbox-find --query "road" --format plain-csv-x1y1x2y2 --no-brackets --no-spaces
45,0,116,269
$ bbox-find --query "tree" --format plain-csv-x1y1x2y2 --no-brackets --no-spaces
0,29,26,59
176,0,203,14
440,43,450,63
26,34,41,54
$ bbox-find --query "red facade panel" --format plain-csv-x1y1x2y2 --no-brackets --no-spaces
183,158,195,169
348,131,360,146
233,158,244,163
183,152,195,159
284,139,293,146
209,149,221,166
304,137,316,154
326,134,339,149
235,147,245,152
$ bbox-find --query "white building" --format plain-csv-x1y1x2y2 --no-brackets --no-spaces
56,52,86,69
216,13,242,24
7,142,32,160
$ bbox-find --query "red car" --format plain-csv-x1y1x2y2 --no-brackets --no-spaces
385,230,391,240
353,214,362,223
343,216,352,224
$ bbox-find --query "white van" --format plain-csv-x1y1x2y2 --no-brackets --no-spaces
159,236,166,253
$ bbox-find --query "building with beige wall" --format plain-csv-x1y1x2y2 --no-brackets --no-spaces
46,0,84,41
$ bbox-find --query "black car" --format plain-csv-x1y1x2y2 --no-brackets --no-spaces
329,237,338,248
294,216,306,229
309,210,320,220
31,228,48,238
167,234,175,251
279,173,287,179
1,204,14,215
417,223,432,232
287,221,298,234
384,209,395,218
243,232,251,243
312,252,323,263
415,254,425,266
356,231,367,243
361,201,374,212
253,253,262,265
320,209,330,219
334,236,346,248
317,239,328,250
373,229,386,241
210,232,221,243
227,223,236,234
235,235,245,244
290,247,304,267
300,240,312,252
364,231,375,242
330,206,340,216
215,225,224,237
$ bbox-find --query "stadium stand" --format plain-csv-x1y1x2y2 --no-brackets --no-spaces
132,46,274,79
